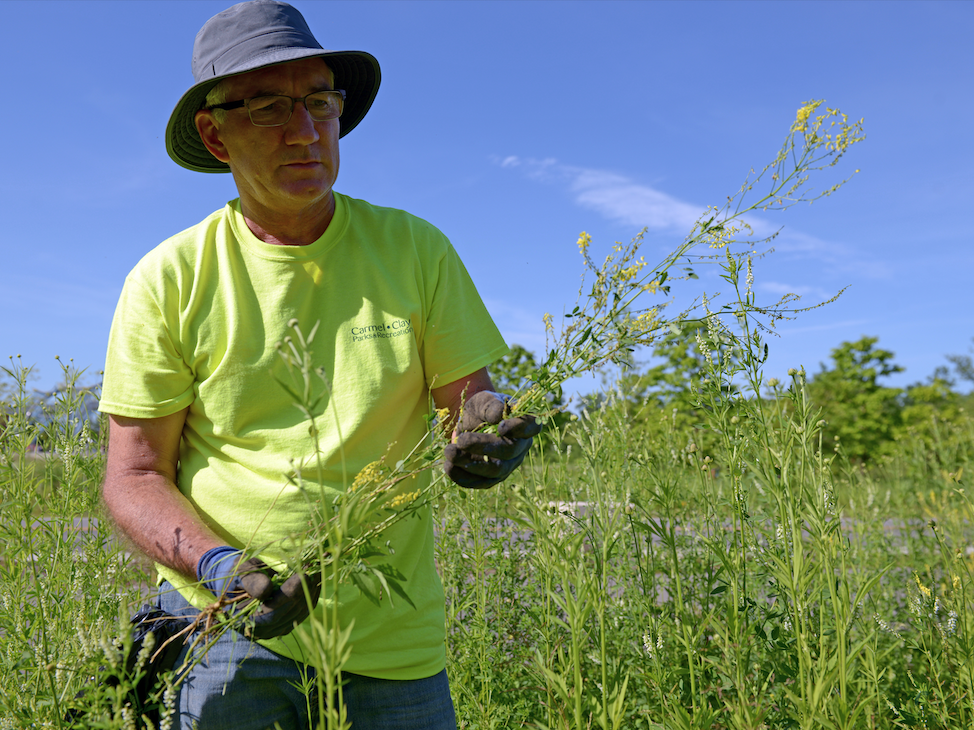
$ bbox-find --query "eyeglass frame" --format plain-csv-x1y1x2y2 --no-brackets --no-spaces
207,89,347,127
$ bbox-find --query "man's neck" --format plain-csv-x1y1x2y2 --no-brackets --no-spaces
240,192,336,246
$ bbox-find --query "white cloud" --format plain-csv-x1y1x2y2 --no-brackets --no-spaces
494,155,892,280
569,169,704,231
495,156,706,231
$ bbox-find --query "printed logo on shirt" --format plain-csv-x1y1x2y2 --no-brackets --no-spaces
350,318,413,343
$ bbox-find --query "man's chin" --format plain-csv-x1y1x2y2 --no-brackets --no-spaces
277,178,336,203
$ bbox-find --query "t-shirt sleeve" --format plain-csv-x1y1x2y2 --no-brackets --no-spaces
419,239,509,388
99,272,196,419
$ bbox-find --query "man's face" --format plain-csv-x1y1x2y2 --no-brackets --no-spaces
196,58,340,221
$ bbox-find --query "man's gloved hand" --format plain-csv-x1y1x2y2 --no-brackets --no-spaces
197,546,322,640
443,391,542,489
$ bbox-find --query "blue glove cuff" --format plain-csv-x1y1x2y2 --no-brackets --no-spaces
197,546,243,597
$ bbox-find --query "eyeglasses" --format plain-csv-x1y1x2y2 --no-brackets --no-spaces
208,89,346,127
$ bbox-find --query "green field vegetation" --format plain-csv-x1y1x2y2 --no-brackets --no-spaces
2,335,973,729
442,334,974,729
5,101,974,729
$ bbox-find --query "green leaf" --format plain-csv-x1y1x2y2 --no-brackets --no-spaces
375,568,417,610
270,376,304,405
349,571,380,607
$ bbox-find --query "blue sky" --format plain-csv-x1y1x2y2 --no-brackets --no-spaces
2,0,972,401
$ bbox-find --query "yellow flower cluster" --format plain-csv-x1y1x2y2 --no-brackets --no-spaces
627,311,658,335
543,312,554,333
517,383,541,408
790,100,865,155
618,257,647,282
390,490,421,509
577,231,592,256
914,572,932,600
705,220,753,250
350,459,385,493
434,406,453,438
790,101,816,133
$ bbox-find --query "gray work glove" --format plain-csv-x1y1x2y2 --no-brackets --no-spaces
198,547,322,639
443,391,542,489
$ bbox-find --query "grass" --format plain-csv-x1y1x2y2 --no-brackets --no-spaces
5,357,971,729
437,378,974,729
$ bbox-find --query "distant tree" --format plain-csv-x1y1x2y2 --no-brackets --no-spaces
595,322,737,408
947,338,974,386
806,336,903,462
489,345,571,440
573,321,741,459
893,371,966,452
490,345,542,398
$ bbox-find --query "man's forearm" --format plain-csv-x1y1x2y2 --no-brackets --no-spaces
103,410,224,583
103,471,225,581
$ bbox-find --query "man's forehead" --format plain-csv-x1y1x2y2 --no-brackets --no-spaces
224,58,335,97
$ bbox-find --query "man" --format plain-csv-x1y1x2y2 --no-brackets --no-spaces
99,2,538,728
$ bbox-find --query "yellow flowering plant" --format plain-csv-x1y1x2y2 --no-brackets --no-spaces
503,99,864,424
266,318,449,603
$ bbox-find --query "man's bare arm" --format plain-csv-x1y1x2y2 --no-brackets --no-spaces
102,409,224,581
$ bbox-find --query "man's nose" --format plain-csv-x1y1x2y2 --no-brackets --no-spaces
284,100,321,144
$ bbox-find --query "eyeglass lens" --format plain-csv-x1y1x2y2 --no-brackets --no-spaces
248,91,344,126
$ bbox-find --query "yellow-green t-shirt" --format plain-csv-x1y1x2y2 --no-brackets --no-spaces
99,192,508,679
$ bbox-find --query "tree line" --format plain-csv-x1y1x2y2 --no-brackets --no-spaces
491,331,974,464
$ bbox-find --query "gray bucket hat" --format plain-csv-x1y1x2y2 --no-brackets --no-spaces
166,0,380,173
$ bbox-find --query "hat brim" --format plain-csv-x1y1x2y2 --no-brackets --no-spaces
165,49,380,173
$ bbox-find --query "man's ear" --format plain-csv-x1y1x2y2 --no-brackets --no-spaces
195,110,231,164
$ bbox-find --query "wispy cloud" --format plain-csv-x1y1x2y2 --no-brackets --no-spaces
770,231,891,279
495,155,892,281
495,155,784,242
495,156,704,231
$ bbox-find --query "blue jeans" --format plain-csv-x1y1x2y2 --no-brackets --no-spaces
156,583,457,730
